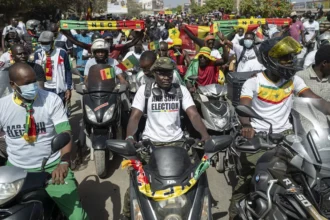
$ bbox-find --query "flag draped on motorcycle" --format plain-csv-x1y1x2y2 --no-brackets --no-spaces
121,155,210,201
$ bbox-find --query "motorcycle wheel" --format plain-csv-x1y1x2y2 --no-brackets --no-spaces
94,150,108,179
215,151,226,173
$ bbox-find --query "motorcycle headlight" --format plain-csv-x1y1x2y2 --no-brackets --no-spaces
210,111,229,130
132,199,143,220
200,195,210,220
157,195,187,209
0,179,24,205
85,105,97,123
102,104,115,122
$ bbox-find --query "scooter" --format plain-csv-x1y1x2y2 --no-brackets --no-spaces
235,99,330,220
0,133,71,219
187,76,238,173
74,64,128,178
106,136,233,220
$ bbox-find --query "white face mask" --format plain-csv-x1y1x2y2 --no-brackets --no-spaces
244,39,254,49
15,82,38,100
41,44,51,52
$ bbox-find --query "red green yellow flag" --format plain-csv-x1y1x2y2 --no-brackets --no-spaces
117,55,139,71
148,41,160,51
99,68,114,80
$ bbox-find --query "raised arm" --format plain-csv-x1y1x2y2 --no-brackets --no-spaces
183,26,204,48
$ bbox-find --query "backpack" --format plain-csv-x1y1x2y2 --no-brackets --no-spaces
236,44,260,71
143,82,184,119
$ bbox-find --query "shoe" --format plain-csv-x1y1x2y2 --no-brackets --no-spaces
119,213,130,220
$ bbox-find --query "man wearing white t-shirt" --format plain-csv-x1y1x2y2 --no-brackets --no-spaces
84,39,127,85
229,36,330,220
120,57,209,220
0,63,87,220
303,14,319,53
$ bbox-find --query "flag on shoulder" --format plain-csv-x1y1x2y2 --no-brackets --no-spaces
117,55,139,71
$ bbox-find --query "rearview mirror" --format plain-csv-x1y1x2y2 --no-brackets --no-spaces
71,68,84,78
235,105,264,120
188,75,198,81
51,133,71,154
106,140,136,157
204,136,232,158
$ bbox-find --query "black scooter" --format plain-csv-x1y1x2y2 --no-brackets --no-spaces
0,133,71,219
106,136,233,220
74,64,129,178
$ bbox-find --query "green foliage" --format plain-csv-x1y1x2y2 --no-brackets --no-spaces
190,0,234,16
127,0,142,17
176,5,183,13
239,0,292,17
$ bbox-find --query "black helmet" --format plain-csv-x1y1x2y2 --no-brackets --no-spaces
258,36,303,80
160,29,169,40
91,32,102,42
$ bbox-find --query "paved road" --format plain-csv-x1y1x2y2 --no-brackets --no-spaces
70,77,234,220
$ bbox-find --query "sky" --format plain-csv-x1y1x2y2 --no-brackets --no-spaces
164,0,190,8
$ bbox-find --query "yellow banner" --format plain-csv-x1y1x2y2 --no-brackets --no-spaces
237,18,266,27
165,10,173,15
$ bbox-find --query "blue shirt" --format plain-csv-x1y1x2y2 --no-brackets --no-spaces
74,34,91,71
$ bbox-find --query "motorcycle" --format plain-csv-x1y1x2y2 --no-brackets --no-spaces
187,76,238,173
74,64,128,178
235,98,330,220
0,133,71,219
106,136,233,220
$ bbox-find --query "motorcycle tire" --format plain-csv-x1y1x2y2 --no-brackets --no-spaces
215,151,226,173
94,150,108,179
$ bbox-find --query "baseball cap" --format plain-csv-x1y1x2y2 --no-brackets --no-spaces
151,57,176,72
290,11,297,17
38,31,54,42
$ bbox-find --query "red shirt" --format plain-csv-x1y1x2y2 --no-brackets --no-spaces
198,64,219,86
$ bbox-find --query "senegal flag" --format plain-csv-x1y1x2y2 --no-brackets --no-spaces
185,25,210,39
100,68,114,80
148,41,160,51
117,55,139,71
169,28,180,39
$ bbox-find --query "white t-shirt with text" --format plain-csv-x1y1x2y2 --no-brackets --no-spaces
0,89,69,168
132,83,195,142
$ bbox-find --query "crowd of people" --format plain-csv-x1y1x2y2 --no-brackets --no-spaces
0,8,330,220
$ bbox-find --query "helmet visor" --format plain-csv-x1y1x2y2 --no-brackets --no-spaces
268,36,302,59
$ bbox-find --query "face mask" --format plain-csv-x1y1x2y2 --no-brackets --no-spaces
15,82,38,100
41,44,51,52
244,39,254,48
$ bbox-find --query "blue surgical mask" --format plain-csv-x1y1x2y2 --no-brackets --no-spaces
15,82,38,100
41,44,51,52
244,39,254,49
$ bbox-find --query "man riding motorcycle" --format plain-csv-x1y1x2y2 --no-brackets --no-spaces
120,57,210,219
304,31,330,69
228,36,330,220
0,63,88,220
22,19,41,54
84,38,127,85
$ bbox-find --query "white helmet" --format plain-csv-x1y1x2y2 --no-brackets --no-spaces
91,39,110,54
26,19,40,30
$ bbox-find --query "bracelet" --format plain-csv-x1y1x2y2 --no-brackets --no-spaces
125,136,134,140
60,161,69,165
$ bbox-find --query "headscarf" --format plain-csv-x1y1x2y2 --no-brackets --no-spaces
194,47,217,61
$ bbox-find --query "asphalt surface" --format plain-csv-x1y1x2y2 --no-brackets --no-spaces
70,76,235,220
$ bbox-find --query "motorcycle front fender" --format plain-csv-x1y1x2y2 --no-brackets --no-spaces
92,135,108,150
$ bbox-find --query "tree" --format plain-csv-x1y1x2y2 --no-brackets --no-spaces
176,5,183,13
127,0,142,17
204,0,234,12
240,0,292,17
